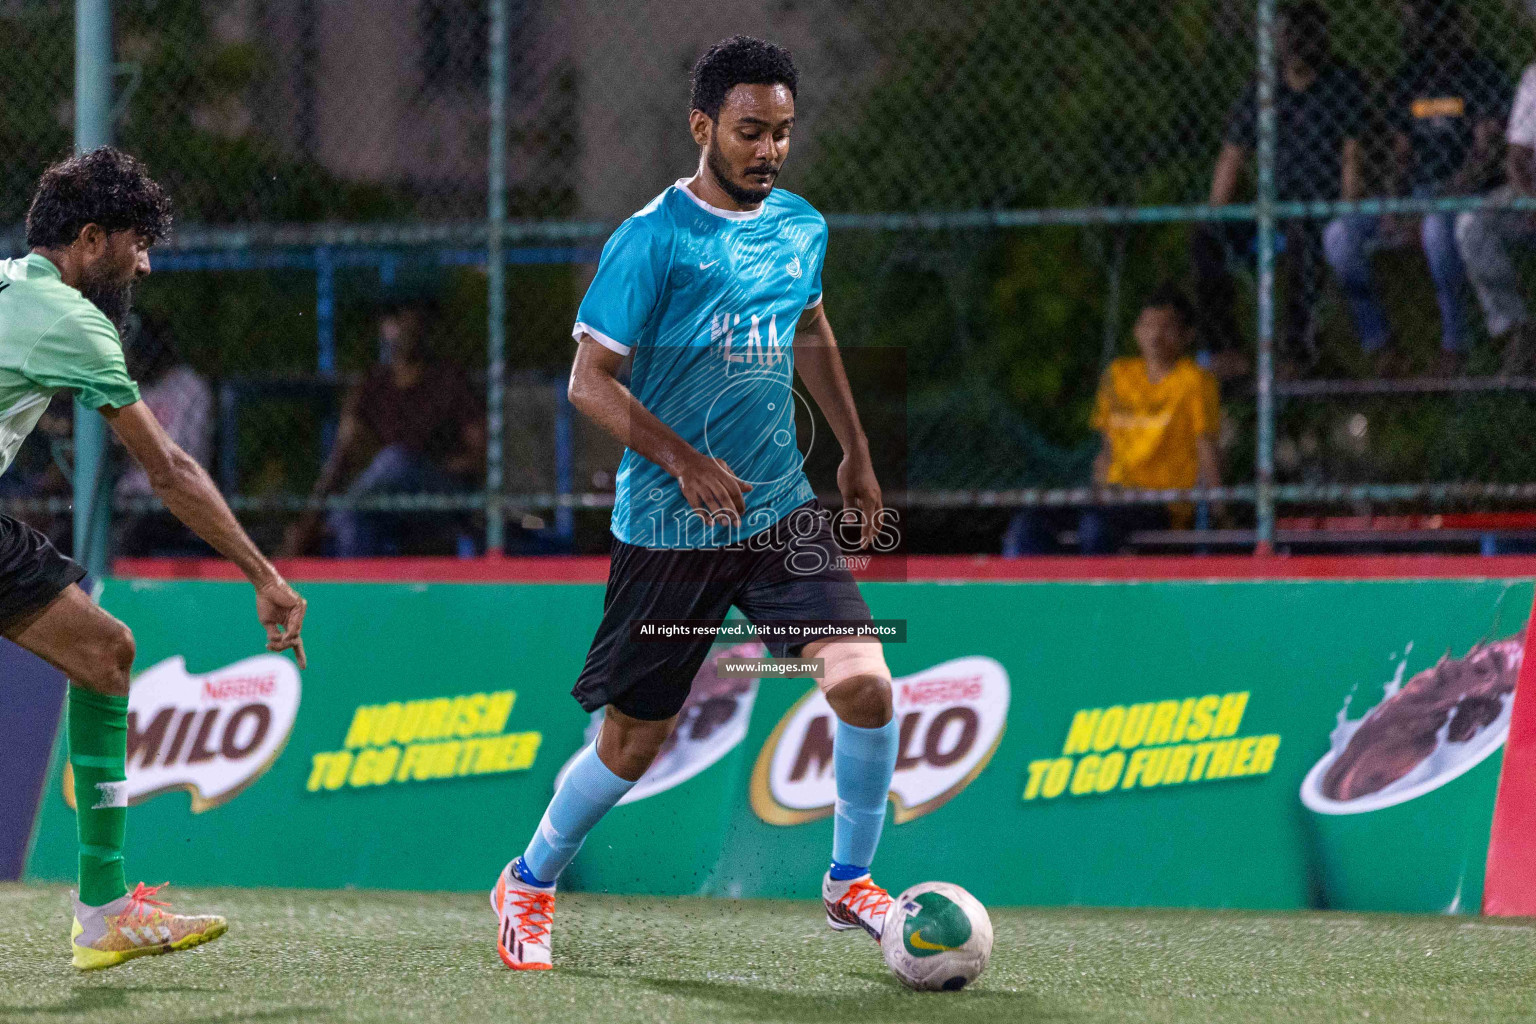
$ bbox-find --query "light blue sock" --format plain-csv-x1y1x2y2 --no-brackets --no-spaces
521,743,635,885
832,717,898,871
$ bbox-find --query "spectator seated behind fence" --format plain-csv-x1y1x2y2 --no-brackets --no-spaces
113,315,214,555
281,301,484,557
1323,0,1508,377
1004,287,1221,556
1196,1,1367,378
1455,58,1536,377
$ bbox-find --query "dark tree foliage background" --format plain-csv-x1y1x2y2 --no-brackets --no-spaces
4,0,1536,509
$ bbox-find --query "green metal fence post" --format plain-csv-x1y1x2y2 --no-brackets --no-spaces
486,0,508,555
74,0,112,578
1254,0,1278,554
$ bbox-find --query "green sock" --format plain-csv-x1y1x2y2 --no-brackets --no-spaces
69,685,129,907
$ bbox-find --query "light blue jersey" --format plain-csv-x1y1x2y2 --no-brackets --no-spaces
573,179,827,548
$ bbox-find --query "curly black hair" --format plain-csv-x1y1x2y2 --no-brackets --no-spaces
689,35,798,121
1142,283,1195,328
25,147,173,250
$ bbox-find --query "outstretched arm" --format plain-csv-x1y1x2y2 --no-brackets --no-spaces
1341,137,1363,202
1510,143,1536,196
1209,142,1247,206
568,336,750,522
103,401,307,667
281,385,369,556
1449,118,1504,195
793,303,882,548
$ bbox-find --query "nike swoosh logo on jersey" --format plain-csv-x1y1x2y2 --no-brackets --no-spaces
699,260,719,269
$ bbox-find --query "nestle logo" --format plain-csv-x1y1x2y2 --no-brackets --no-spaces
202,675,276,701
899,676,983,706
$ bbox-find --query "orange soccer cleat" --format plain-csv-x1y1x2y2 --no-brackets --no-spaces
491,861,556,970
823,871,893,941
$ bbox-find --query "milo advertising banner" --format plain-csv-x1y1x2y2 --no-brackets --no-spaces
56,655,303,815
27,579,599,893
23,573,1536,914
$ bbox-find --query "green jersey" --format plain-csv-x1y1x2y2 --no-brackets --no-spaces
0,253,140,478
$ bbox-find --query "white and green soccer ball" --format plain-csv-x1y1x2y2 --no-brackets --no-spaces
880,881,993,991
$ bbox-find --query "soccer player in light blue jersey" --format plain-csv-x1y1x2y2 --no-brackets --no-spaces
491,36,900,971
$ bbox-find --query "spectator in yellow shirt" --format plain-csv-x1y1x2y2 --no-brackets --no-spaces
1005,286,1222,554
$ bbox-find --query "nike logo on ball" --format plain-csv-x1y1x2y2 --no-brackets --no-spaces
908,930,959,952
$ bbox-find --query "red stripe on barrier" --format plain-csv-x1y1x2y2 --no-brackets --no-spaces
112,553,1536,584
1484,596,1536,916
112,556,614,583
860,555,1536,582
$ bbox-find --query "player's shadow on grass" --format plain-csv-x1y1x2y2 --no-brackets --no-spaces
603,972,1075,1024
0,986,326,1023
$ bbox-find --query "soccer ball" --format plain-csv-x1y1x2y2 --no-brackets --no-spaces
880,881,993,991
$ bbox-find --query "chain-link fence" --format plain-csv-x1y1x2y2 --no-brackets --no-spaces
6,0,1536,559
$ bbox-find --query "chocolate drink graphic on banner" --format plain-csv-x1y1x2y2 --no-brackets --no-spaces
1302,632,1524,913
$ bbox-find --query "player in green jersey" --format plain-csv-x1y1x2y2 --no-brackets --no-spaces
0,148,308,970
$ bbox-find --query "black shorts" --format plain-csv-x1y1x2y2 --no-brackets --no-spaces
0,513,85,634
573,501,873,721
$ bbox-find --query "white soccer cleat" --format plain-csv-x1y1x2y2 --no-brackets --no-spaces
491,862,555,971
822,870,893,941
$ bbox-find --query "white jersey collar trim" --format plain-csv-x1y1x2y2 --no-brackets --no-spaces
674,178,766,221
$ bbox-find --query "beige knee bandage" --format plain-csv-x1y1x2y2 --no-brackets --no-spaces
814,639,891,695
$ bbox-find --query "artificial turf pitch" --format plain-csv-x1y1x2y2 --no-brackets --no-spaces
2,884,1535,1023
